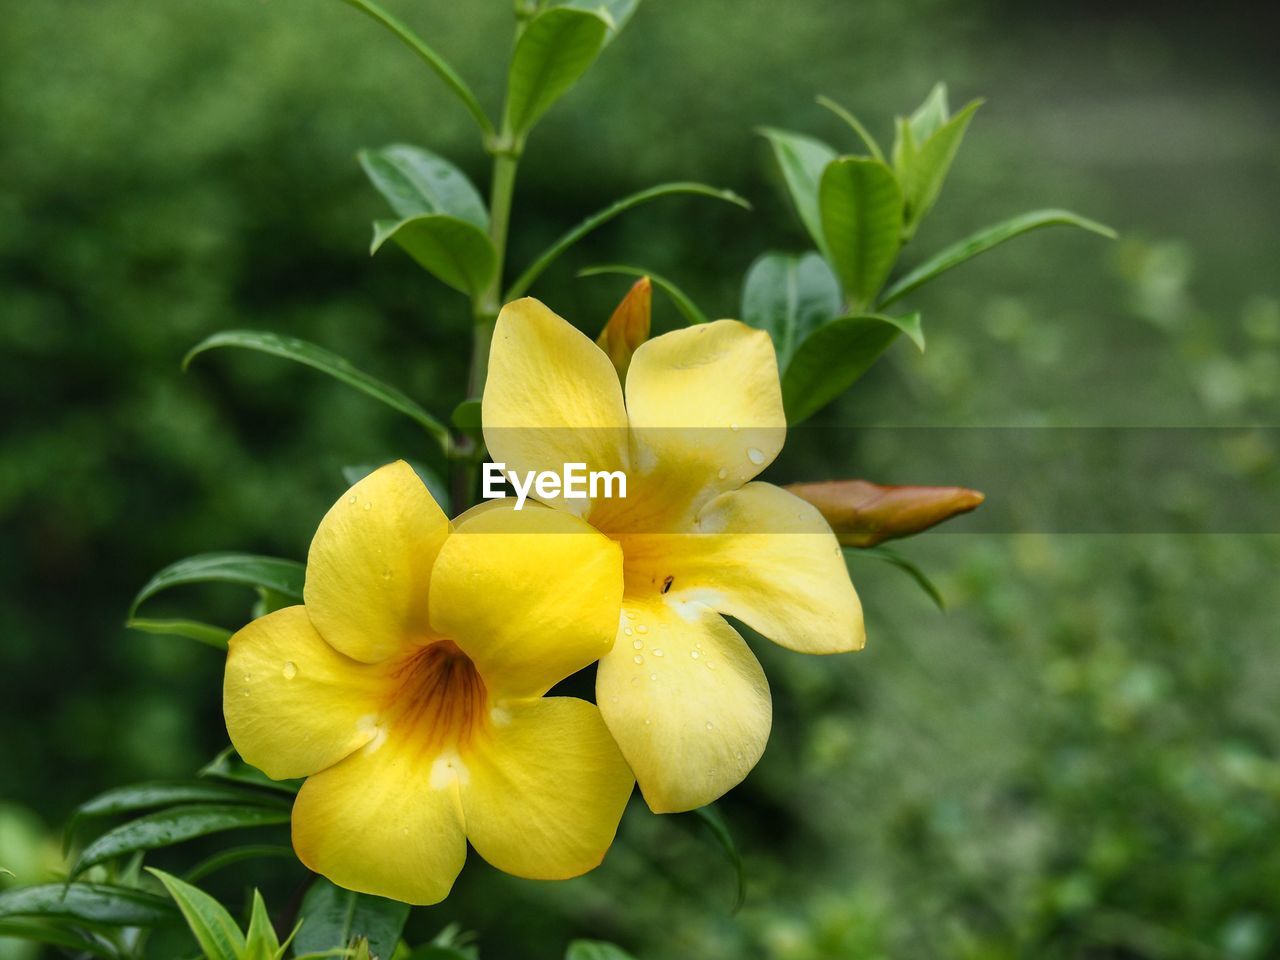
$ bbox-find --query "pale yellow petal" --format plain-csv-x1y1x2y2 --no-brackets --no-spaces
483,298,629,516
223,606,383,780
292,732,467,906
429,503,623,698
304,460,449,663
661,482,864,654
597,599,771,813
621,321,785,524
460,698,633,879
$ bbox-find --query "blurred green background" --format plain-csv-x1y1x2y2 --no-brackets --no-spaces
3,0,1279,957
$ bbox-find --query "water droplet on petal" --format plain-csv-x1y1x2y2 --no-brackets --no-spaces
649,673,658,681
282,661,297,680
717,468,728,480
644,718,652,725
636,624,648,634
632,639,643,650
690,650,700,660
653,649,664,657
747,447,765,465
242,673,251,683
624,627,633,636
363,501,372,511
705,721,715,731
347,495,357,504
730,423,740,432
633,654,644,665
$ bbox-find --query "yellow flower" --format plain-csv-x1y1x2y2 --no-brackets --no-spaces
483,298,864,813
222,461,633,905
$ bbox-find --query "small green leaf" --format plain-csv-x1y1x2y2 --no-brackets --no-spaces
505,7,610,141
74,805,291,878
0,882,176,927
359,145,488,228
565,942,637,960
506,182,748,299
691,804,746,913
450,399,483,443
184,845,297,884
147,869,245,960
741,251,842,367
783,312,923,423
292,878,410,960
815,95,884,162
845,544,945,610
758,127,837,255
199,748,302,795
908,82,949,144
578,265,709,326
185,330,450,449
0,920,119,959
129,553,304,620
342,461,450,514
877,209,1118,308
371,214,497,297
244,890,281,960
337,0,492,136
890,116,916,185
818,157,903,309
548,0,640,38
900,98,982,234
125,617,231,650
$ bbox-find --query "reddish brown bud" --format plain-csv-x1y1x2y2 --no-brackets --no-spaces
596,277,652,378
786,479,985,547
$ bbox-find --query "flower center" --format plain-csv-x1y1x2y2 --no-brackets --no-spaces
384,639,487,754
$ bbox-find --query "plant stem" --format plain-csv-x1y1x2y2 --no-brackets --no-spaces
469,150,520,398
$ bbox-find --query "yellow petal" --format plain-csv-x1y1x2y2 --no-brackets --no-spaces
460,698,633,879
429,503,623,698
623,320,786,524
223,606,383,780
596,599,771,813
483,298,630,516
665,482,864,654
292,732,467,906
305,460,449,663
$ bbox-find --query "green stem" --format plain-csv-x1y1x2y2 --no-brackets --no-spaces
470,149,520,397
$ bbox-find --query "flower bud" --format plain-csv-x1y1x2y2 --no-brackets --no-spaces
786,479,984,547
596,277,652,378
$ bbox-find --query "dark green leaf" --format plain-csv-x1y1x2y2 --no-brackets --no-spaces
184,845,297,884
783,312,923,423
0,883,176,927
341,461,450,514
505,7,610,140
846,544,945,610
877,209,1118,308
506,182,748,299
185,330,450,448
565,942,638,960
0,920,120,958
819,157,903,309
130,552,304,620
74,805,291,877
908,82,949,144
450,399,483,445
692,804,746,913
147,869,244,960
199,748,302,795
337,0,492,136
244,890,281,960
900,98,982,234
125,617,231,650
293,877,410,960
741,251,842,367
758,127,837,255
815,95,884,162
578,265,708,326
371,214,497,297
359,144,488,228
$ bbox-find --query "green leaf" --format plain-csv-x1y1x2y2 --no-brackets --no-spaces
692,804,746,913
129,552,304,620
815,95,884,162
292,878,410,960
908,82,949,143
184,330,450,448
505,7,610,141
199,748,302,795
184,845,297,884
877,209,1118,308
147,869,245,960
244,890,281,960
818,157,903,309
506,182,748,299
741,251,842,367
548,0,640,38
337,0,492,136
0,882,176,927
358,145,488,228
74,805,291,877
783,312,923,423
450,399,483,445
565,942,637,960
126,617,231,650
578,265,709,326
0,920,120,959
758,127,837,255
371,215,497,297
900,98,982,234
890,116,916,185
342,460,450,514
845,545,945,610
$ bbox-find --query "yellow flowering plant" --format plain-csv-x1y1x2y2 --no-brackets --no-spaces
0,0,1112,956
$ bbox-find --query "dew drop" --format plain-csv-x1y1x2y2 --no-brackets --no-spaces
381,569,392,580
649,673,658,681
633,654,644,665
636,624,648,634
717,468,728,480
282,661,297,680
653,648,664,657
402,827,410,836
730,423,740,432
363,501,372,511
632,639,643,650
690,650,700,660
747,446,765,465
347,495,357,504
610,696,619,704
705,721,715,731
625,611,637,621
624,627,633,636
242,673,251,683
644,718,652,726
